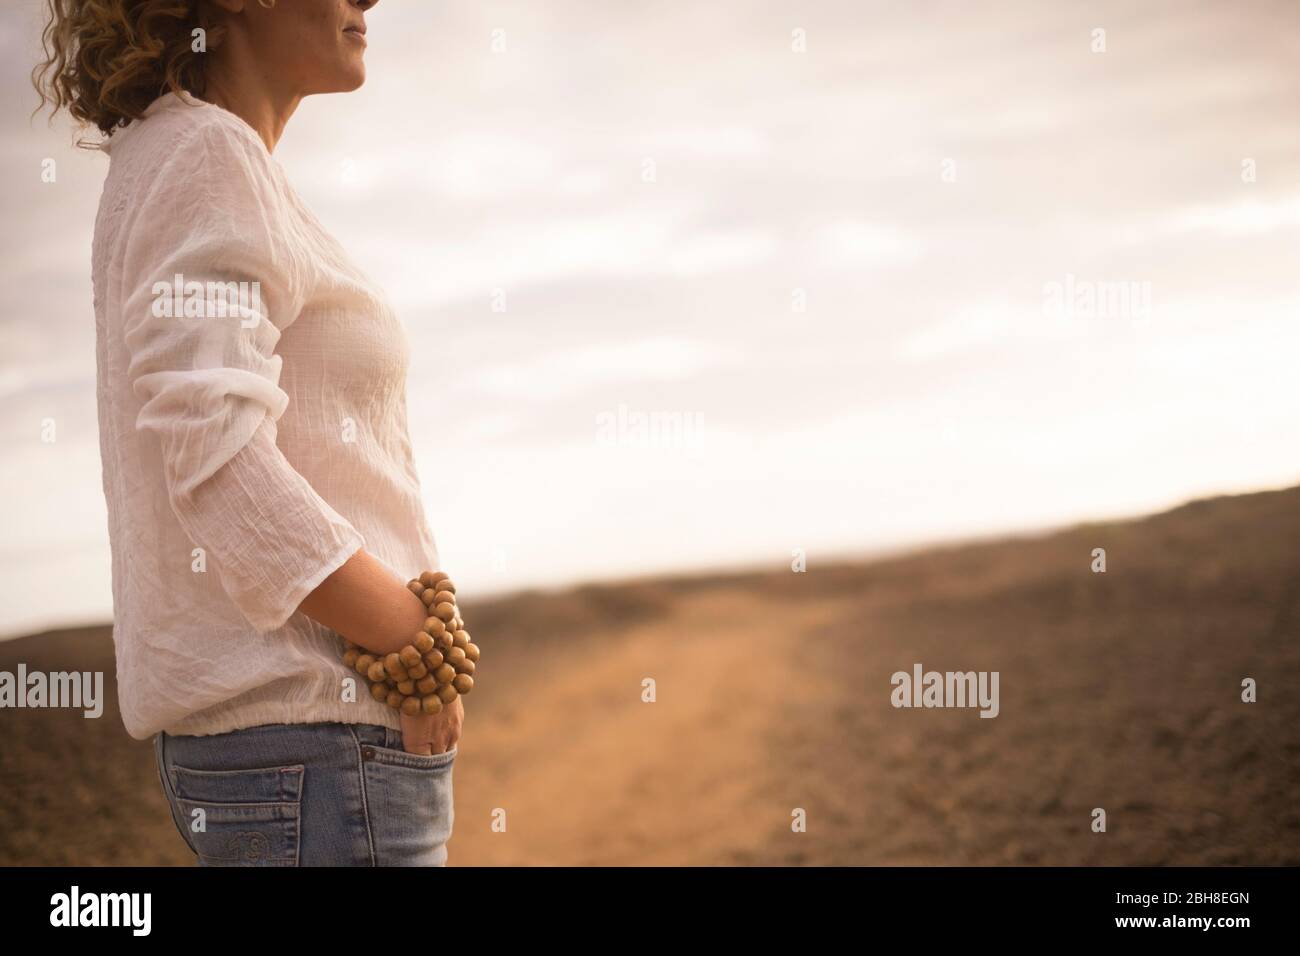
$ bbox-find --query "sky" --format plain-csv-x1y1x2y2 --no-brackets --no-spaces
1,0,1298,638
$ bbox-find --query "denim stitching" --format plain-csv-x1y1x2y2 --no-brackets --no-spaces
346,724,377,865
156,732,200,857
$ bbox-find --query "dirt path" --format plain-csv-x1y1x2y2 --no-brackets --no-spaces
450,589,850,865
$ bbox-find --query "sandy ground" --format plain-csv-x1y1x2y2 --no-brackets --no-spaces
2,485,1298,865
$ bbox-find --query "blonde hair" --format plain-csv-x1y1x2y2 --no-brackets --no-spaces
32,0,275,142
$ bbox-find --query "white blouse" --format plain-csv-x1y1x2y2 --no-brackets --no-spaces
92,91,440,740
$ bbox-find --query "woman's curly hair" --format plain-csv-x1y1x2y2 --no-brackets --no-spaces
32,0,273,143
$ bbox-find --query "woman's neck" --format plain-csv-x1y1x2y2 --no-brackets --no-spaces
201,41,301,153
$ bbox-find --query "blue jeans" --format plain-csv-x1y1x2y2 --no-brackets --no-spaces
153,721,457,866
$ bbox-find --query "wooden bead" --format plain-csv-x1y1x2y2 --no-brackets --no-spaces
347,570,479,709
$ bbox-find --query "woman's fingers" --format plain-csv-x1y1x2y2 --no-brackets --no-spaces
399,712,439,755
399,705,461,755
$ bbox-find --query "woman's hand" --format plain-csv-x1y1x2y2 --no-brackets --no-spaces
400,694,464,755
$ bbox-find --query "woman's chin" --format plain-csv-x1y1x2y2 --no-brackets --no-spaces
323,63,366,94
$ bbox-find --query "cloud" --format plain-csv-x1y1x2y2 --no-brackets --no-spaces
1168,194,1300,237
474,335,737,400
818,221,922,271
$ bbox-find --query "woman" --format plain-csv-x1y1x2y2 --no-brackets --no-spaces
33,0,464,865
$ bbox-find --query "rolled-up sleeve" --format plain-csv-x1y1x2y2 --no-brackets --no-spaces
120,120,365,633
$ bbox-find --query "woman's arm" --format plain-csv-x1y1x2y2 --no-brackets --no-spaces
296,549,428,657
301,554,466,755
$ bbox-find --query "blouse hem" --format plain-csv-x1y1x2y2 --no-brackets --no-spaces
158,696,404,739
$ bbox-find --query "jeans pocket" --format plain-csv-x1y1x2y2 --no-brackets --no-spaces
154,733,199,856
361,743,456,865
170,762,305,866
366,742,458,771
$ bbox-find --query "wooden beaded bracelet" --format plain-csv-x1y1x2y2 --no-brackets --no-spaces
341,570,479,717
